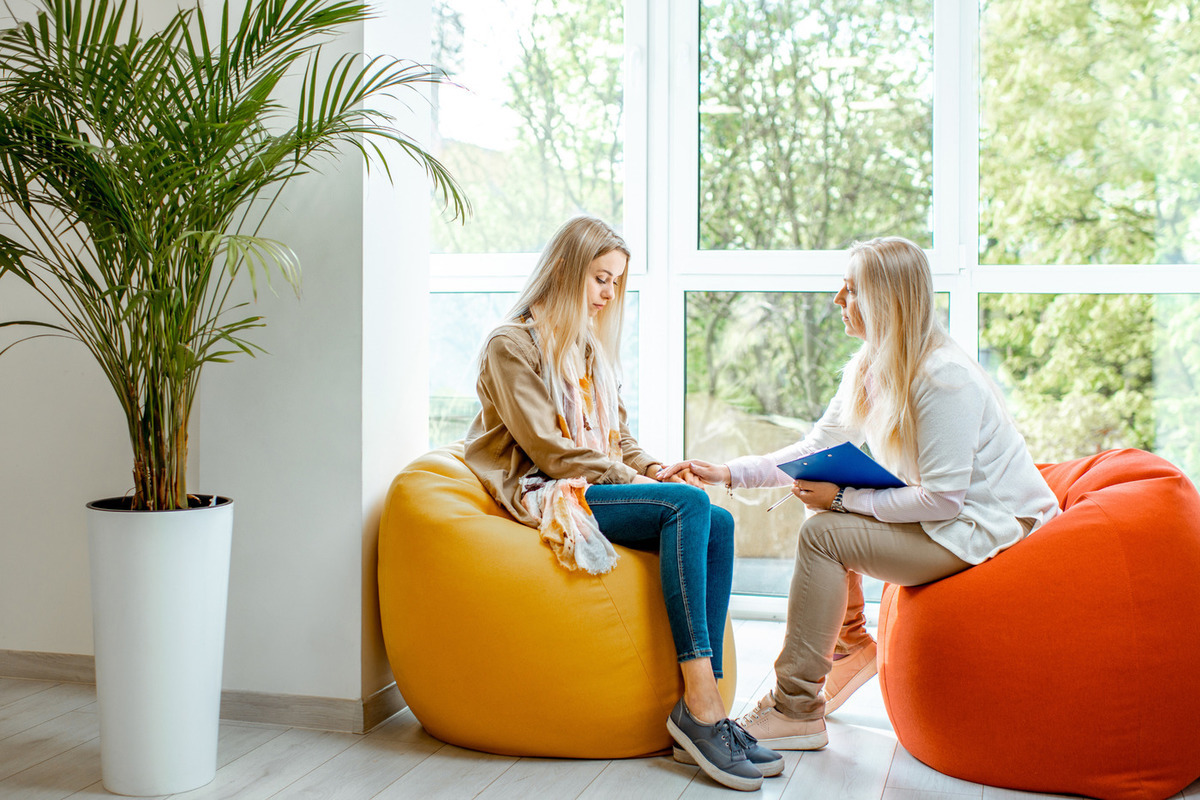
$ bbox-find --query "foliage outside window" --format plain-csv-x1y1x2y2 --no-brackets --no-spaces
430,0,624,254
979,294,1200,480
427,0,1200,599
977,0,1200,487
699,0,933,250
979,0,1200,266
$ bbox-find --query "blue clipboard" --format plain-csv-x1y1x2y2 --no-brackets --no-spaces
778,442,905,489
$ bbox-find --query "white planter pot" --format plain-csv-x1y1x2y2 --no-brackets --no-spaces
87,495,234,797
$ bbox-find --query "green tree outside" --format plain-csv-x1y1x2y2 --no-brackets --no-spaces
425,0,1200,556
700,0,933,251
978,0,1200,477
430,0,624,254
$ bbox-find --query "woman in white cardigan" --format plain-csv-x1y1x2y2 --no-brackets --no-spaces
662,236,1060,750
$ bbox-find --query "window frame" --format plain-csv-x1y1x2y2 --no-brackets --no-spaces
427,0,1200,616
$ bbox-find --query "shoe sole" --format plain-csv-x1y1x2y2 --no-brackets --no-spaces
752,730,829,751
824,654,878,716
666,717,764,791
672,746,785,777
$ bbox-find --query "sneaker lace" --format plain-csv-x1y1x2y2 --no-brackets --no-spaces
730,720,759,750
738,693,774,727
713,718,748,758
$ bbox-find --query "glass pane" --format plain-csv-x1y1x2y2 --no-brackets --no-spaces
979,2,1200,265
430,0,625,254
429,292,640,448
699,0,934,251
979,293,1200,483
429,293,514,448
686,290,948,596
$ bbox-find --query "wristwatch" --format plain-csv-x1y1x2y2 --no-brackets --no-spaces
829,486,847,513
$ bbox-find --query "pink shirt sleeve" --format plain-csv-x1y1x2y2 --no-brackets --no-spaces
842,485,966,523
723,376,967,523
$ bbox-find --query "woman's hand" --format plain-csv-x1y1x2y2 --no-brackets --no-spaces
652,464,689,484
794,479,839,510
659,460,731,488
632,474,658,485
647,463,686,484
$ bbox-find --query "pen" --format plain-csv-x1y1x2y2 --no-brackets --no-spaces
767,492,794,512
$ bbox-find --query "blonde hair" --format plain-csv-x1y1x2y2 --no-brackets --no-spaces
504,215,631,415
842,237,947,480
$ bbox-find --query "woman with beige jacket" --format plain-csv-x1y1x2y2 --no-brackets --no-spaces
463,215,780,792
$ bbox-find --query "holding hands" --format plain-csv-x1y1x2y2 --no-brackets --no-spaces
656,461,842,512
658,460,731,488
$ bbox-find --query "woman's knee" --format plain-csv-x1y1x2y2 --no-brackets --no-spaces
797,512,839,558
709,505,735,544
654,481,711,514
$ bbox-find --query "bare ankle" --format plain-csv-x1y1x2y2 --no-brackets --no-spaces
683,694,726,725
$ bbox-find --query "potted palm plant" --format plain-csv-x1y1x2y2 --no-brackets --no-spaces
0,0,466,794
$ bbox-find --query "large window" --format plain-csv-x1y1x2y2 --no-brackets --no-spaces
979,0,1200,266
426,0,643,448
429,0,627,256
426,0,1200,608
979,293,1200,479
699,0,933,251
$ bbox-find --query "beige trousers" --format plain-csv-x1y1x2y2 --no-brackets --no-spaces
773,511,972,720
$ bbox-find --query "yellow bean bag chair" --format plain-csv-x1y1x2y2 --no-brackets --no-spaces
378,443,737,758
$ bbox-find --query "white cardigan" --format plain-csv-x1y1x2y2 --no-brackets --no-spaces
727,343,1060,565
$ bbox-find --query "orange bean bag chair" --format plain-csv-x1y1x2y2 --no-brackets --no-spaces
377,443,736,758
878,449,1200,800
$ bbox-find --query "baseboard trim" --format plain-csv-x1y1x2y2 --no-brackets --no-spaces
219,683,406,734
363,680,406,732
0,649,95,683
220,689,364,733
0,650,406,734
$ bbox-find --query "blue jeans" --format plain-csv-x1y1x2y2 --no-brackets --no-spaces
585,482,735,677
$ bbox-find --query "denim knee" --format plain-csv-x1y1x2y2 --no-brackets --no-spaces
655,481,711,513
710,505,734,550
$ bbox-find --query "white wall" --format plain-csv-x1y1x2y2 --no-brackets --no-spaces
0,281,130,655
0,0,434,710
359,0,433,702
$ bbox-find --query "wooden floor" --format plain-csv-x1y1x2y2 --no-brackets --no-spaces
2,619,1198,799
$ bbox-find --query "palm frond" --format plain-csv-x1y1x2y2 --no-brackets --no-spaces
0,0,470,509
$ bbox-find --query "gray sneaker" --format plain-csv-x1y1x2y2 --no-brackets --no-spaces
672,718,785,777
666,699,764,791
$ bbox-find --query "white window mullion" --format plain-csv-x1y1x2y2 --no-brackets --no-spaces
660,0,698,460
948,0,981,355
972,264,1200,295
624,0,650,274
429,274,529,294
932,0,961,279
634,0,671,457
666,0,700,276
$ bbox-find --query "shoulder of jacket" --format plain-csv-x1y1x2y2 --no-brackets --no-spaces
484,324,540,364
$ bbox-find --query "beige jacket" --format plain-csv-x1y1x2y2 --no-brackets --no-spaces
464,324,661,528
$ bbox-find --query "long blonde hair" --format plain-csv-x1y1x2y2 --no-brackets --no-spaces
842,237,947,480
504,215,630,417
